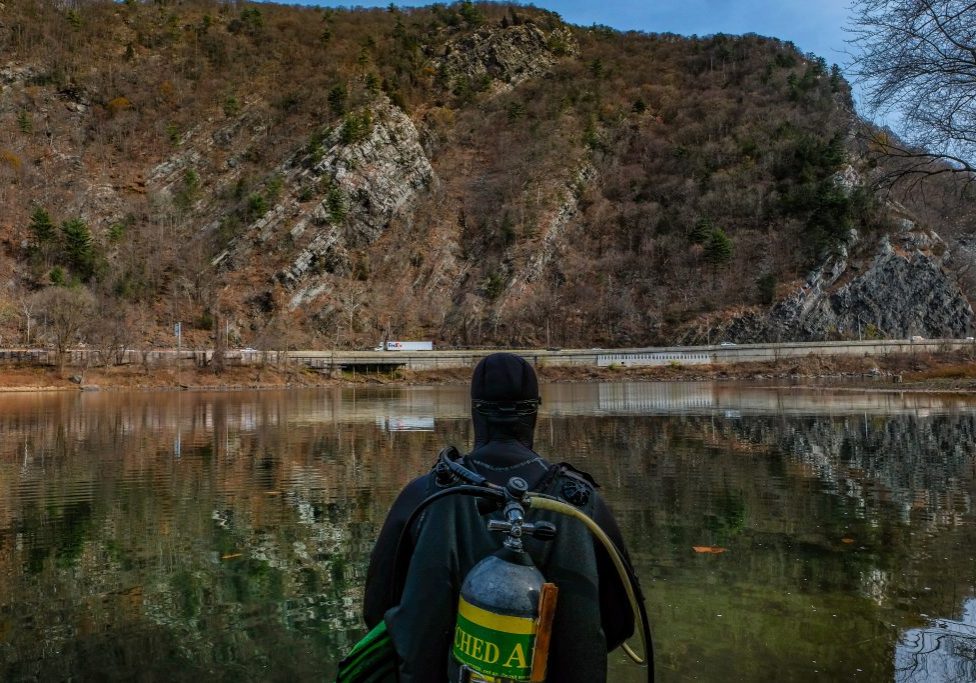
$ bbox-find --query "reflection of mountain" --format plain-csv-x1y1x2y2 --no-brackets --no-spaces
0,384,974,680
541,403,976,681
773,414,976,525
587,382,976,417
539,406,976,532
0,390,475,679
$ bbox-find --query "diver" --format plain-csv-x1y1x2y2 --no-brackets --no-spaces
360,352,643,683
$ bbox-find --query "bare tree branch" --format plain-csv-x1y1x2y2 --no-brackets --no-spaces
848,0,976,182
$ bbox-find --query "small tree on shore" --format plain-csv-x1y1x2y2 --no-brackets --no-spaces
34,286,96,374
17,293,37,346
88,295,140,366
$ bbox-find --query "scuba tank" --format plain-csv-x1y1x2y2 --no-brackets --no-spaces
453,477,558,683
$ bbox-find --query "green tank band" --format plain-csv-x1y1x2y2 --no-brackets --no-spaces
453,597,536,681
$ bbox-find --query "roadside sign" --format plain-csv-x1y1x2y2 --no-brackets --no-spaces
174,322,181,339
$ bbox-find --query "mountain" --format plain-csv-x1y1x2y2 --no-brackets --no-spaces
1,0,973,352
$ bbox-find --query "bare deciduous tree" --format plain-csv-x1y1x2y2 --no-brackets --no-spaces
848,1,976,184
337,281,367,347
17,294,37,347
88,296,141,366
34,286,96,375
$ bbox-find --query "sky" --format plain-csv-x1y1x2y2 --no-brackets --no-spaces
305,0,856,70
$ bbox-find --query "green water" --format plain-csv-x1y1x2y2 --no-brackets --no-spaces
0,383,973,681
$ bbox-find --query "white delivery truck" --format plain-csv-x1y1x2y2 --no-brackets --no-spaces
381,341,433,351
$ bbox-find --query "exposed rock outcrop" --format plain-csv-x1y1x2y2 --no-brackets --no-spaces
218,99,435,308
496,163,595,314
0,63,37,86
311,106,434,249
719,225,974,342
264,99,435,303
438,24,577,90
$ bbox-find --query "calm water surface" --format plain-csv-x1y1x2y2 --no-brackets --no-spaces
0,383,974,682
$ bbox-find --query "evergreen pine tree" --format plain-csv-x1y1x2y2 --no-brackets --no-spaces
17,111,32,134
703,228,733,265
29,207,56,243
690,217,712,244
61,217,95,279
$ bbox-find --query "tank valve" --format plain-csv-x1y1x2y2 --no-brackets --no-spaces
486,478,558,551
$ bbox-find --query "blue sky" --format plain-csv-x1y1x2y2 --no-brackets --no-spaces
305,0,855,68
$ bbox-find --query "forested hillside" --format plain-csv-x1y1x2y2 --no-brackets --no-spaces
1,0,973,352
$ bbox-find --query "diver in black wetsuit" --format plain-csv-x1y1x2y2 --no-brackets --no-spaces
363,352,637,683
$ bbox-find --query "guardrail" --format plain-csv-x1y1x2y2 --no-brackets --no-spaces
282,339,975,371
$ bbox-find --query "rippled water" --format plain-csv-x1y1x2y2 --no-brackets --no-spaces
0,383,974,681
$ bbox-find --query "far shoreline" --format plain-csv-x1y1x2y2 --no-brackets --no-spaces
0,350,974,394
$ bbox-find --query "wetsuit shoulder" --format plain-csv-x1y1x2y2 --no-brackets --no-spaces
362,473,433,628
556,461,601,488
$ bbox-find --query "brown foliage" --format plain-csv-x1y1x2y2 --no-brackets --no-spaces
0,0,946,350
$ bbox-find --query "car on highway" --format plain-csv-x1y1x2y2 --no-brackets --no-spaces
719,341,736,347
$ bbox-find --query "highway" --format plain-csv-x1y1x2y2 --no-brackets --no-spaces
288,338,975,371
1,338,972,371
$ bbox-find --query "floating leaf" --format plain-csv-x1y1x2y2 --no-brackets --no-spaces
221,553,243,560
692,546,727,554
841,538,855,544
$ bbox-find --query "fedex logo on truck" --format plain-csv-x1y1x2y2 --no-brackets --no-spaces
381,341,433,351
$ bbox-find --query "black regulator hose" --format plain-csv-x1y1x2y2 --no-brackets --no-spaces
390,484,505,604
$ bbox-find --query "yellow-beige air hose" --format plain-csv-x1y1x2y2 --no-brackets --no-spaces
525,494,650,667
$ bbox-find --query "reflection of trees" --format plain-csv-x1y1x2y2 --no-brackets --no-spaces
0,390,974,680
538,411,976,681
0,391,471,680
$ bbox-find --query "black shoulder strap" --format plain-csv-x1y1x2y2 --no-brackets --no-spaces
556,461,601,489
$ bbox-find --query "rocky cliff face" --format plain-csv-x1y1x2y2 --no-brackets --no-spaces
719,223,974,342
173,22,578,324
438,24,578,90
210,98,434,310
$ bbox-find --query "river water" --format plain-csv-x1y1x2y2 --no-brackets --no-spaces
0,383,974,682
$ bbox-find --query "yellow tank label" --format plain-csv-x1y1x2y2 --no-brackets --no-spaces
453,597,536,681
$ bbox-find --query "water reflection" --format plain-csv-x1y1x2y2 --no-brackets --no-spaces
0,383,973,681
897,599,976,682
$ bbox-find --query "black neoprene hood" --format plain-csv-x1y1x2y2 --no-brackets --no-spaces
470,353,540,448
470,352,540,402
